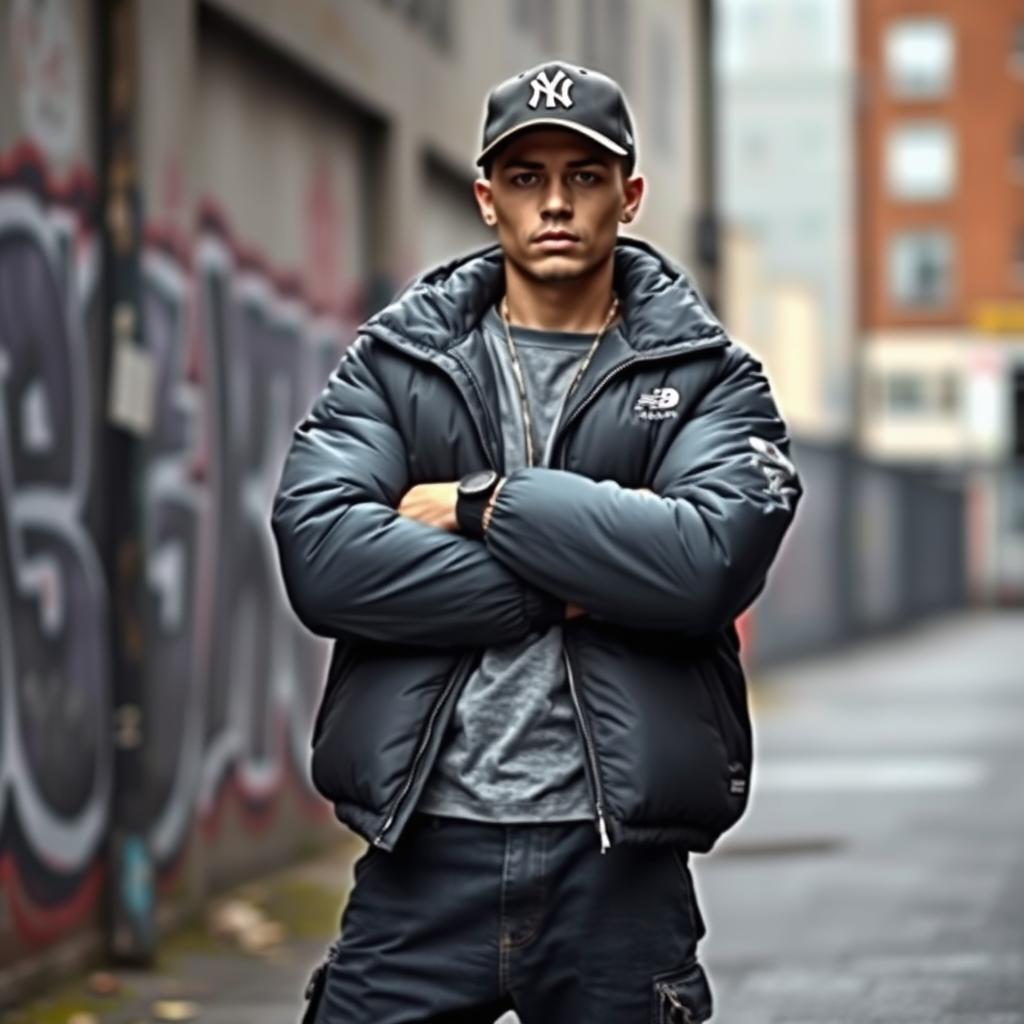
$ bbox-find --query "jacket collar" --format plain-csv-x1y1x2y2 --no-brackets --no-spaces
361,236,727,358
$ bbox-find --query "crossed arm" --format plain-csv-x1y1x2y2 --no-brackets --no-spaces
395,480,656,621
272,337,800,647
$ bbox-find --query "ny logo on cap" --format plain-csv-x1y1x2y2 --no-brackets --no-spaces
528,69,574,110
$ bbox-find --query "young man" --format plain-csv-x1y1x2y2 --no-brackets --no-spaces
273,60,801,1024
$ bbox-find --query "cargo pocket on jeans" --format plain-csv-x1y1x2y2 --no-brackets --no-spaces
653,958,713,1023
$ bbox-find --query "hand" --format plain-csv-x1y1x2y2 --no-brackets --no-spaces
397,482,459,531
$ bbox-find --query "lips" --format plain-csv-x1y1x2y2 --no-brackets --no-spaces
533,232,580,251
534,231,579,242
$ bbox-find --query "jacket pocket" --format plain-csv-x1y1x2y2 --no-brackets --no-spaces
653,958,713,1023
696,656,750,805
696,660,741,762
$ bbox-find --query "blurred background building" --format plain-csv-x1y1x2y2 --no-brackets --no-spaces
716,0,857,442
855,0,1024,602
0,0,1017,1007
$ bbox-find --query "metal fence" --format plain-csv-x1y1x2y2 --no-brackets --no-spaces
748,439,968,666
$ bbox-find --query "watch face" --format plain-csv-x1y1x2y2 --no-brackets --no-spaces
460,470,498,497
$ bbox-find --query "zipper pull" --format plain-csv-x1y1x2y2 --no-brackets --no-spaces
597,809,611,854
657,981,694,1021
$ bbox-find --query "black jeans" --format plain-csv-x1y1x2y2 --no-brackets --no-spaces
306,813,713,1023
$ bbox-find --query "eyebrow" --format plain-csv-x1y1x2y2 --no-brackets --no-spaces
501,156,610,171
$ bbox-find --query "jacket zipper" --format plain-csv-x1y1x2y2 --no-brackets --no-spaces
371,653,474,847
450,350,505,471
553,336,728,854
365,338,502,850
365,331,725,852
563,642,611,853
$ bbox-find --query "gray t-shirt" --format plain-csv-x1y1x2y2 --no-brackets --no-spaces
417,305,620,822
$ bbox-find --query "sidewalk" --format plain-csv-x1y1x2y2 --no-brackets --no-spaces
698,610,1024,1023
4,841,361,1024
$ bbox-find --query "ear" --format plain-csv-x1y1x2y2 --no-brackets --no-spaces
473,178,497,227
620,173,645,225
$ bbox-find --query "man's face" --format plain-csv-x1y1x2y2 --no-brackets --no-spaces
474,129,644,284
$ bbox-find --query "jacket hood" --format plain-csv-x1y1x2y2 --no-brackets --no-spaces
362,236,726,356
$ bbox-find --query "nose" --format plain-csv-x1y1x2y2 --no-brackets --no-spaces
540,178,573,219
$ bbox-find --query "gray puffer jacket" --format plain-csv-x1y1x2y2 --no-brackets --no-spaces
271,237,801,854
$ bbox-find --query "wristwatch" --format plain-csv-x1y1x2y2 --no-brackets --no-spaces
456,470,501,538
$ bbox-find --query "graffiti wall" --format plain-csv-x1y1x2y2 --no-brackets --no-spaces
0,134,362,969
0,140,108,952
140,207,347,888
0,0,384,975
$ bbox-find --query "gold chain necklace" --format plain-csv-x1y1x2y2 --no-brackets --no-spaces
499,294,620,468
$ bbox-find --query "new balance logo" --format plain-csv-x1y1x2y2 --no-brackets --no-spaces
529,69,574,110
633,387,679,421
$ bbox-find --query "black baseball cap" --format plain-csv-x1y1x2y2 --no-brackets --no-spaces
476,60,637,173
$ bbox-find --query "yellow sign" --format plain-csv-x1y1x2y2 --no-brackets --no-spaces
973,303,1024,333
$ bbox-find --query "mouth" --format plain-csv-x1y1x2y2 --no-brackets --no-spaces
533,232,581,252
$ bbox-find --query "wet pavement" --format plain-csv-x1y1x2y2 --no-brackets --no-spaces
10,610,1023,1023
697,610,1024,1023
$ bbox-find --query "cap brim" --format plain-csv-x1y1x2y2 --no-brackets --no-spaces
475,118,629,166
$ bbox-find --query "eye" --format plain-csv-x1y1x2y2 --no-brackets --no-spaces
574,170,600,185
511,172,539,187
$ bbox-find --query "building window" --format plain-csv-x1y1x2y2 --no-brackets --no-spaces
888,229,953,309
886,121,956,201
1013,368,1024,458
884,371,959,416
885,18,954,98
887,372,927,413
1014,229,1024,288
1014,124,1024,181
1013,20,1024,75
938,372,960,414
866,370,885,415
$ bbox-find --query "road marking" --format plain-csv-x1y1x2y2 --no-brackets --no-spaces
754,757,986,791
